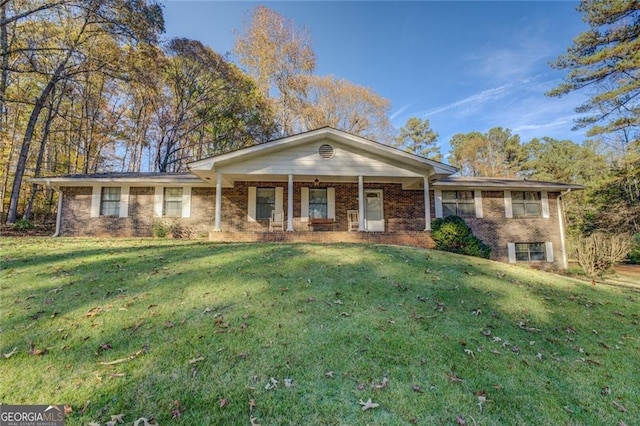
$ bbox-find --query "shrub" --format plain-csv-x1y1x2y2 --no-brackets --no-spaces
431,216,491,259
152,220,169,238
573,232,633,277
628,233,640,264
12,218,34,230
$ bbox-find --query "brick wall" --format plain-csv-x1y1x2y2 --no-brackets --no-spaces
219,181,426,232
58,183,567,267
59,186,214,237
463,191,564,266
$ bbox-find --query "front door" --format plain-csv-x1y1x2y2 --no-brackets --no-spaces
364,190,384,232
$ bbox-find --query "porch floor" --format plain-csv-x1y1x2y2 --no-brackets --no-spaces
208,230,435,249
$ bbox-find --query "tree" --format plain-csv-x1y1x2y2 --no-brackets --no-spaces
234,5,316,136
394,117,441,160
547,0,640,143
295,74,393,141
152,38,276,172
521,137,608,184
448,128,524,177
4,0,165,223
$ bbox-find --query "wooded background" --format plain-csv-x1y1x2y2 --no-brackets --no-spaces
1,1,638,255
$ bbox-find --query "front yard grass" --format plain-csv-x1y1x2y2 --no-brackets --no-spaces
1,238,638,425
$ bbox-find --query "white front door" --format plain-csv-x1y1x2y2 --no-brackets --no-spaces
364,189,384,232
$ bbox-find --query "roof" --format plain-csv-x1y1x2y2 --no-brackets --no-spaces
29,172,205,188
432,177,584,191
188,127,457,177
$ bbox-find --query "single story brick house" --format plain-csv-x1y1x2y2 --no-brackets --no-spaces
31,127,582,268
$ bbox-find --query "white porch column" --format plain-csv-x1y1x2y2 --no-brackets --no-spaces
287,174,294,231
214,173,222,232
358,175,365,231
423,177,432,231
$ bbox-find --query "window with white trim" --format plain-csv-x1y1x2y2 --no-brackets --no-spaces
442,190,475,217
163,187,183,217
515,242,545,262
512,191,541,217
309,188,328,219
100,187,121,217
256,188,275,220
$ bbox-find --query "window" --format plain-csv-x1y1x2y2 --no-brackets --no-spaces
309,188,328,219
163,187,183,217
442,190,475,217
512,191,541,217
256,188,275,220
100,187,121,216
515,243,545,262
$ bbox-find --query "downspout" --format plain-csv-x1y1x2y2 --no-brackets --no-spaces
52,185,62,237
557,189,572,269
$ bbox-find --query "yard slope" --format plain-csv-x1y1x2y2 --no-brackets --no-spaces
1,238,638,425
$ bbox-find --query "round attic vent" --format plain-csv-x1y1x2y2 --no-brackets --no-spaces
318,144,334,159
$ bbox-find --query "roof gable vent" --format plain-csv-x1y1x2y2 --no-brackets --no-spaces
319,144,335,159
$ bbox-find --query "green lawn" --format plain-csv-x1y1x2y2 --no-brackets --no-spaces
1,238,638,425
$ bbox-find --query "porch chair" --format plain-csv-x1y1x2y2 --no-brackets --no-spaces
347,210,359,232
269,210,285,232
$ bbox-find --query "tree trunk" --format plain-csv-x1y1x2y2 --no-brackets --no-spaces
6,79,56,223
24,87,60,221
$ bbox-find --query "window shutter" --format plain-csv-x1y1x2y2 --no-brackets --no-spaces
301,187,309,222
119,186,129,218
545,242,554,263
504,191,513,218
247,186,256,222
434,189,443,218
275,187,284,214
507,243,516,263
327,187,335,219
474,190,483,218
90,185,100,218
182,186,191,218
154,186,163,217
541,191,550,219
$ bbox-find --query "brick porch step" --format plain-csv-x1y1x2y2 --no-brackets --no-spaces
208,231,434,249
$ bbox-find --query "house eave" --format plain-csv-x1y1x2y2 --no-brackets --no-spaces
431,177,584,192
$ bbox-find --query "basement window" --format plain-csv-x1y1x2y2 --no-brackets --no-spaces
515,242,546,262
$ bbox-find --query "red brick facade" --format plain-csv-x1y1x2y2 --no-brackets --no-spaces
57,183,567,267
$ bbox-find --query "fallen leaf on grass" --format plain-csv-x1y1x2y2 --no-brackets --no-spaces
250,416,261,426
373,377,388,390
219,398,229,408
601,386,611,396
325,371,334,378
188,356,205,364
64,405,73,415
412,385,423,393
3,347,18,358
456,415,467,425
86,307,102,318
28,344,47,356
110,413,125,424
359,398,379,411
447,372,463,383
265,377,278,391
284,378,294,388
613,400,627,412
249,399,256,413
133,417,157,426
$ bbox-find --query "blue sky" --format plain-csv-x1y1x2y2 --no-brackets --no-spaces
163,1,590,157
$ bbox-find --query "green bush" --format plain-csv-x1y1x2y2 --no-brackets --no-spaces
431,215,491,259
12,218,34,230
627,233,640,264
152,220,169,238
